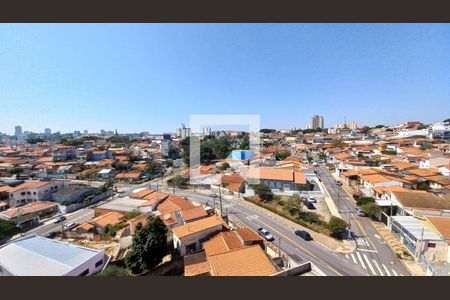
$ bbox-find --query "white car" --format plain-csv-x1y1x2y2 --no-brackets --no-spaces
258,227,275,241
63,222,79,231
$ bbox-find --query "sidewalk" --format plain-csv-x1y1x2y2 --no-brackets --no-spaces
239,196,356,254
370,220,426,276
178,188,356,253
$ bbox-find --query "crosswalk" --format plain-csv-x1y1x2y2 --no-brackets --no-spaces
246,214,259,221
345,252,405,276
355,237,370,247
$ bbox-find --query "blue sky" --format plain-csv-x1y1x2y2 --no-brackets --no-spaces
0,24,449,134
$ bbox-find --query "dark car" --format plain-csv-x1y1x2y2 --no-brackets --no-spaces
295,230,313,241
305,201,316,210
45,231,57,239
54,216,67,223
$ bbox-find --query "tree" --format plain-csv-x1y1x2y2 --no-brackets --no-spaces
285,194,302,214
167,175,189,188
97,265,130,276
360,126,371,135
0,220,21,240
218,162,230,171
260,129,276,133
252,184,273,201
145,160,161,176
417,124,428,130
274,151,291,161
327,216,347,239
125,209,141,220
318,153,327,160
125,217,168,274
106,223,124,237
8,167,23,175
360,202,382,219
356,196,375,207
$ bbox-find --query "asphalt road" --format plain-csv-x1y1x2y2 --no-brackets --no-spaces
316,164,410,276
161,187,368,276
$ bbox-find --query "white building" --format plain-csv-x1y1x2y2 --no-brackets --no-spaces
0,235,107,276
8,180,67,207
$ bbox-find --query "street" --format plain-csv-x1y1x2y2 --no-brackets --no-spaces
316,164,410,276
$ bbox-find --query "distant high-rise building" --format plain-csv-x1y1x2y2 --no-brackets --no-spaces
305,124,312,130
44,128,51,136
202,127,212,136
83,130,88,135
15,125,24,143
349,121,358,130
100,129,106,136
176,123,191,139
160,133,172,157
311,115,324,130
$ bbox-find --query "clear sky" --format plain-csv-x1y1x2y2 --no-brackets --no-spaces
0,24,449,134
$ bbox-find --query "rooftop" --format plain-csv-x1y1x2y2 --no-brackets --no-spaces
171,216,225,239
0,235,103,276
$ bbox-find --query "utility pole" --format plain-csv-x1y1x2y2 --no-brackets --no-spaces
278,237,282,257
219,185,223,216
337,187,340,212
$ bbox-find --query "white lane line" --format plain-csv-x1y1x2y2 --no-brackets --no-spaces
363,254,376,275
382,264,392,276
351,253,357,264
345,254,349,259
392,269,398,276
356,252,367,270
358,248,378,253
372,259,384,276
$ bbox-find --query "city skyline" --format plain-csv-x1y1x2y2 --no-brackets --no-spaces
1,24,449,134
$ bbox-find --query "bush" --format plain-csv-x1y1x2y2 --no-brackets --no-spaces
327,216,347,239
0,220,21,240
360,202,382,219
125,210,141,220
252,184,273,201
356,197,375,207
60,200,71,206
97,265,130,276
106,223,124,237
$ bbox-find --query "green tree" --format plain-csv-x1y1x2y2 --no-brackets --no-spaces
252,184,273,201
318,153,327,160
275,151,291,161
125,217,168,274
356,197,375,207
0,220,21,240
97,265,130,276
8,167,23,175
285,194,302,214
327,216,347,239
360,202,382,219
218,162,230,171
125,209,141,220
106,223,124,237
359,126,371,135
145,160,161,176
167,175,189,188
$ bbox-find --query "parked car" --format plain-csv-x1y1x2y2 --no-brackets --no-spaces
63,222,79,231
355,207,367,217
335,180,343,186
54,216,67,223
210,193,218,198
295,230,313,241
44,231,57,239
305,201,316,210
257,227,275,242
308,197,317,203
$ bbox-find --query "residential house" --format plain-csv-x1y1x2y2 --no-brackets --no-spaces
419,156,450,169
241,166,308,191
172,215,226,256
438,165,450,177
0,201,59,229
51,185,97,204
77,211,125,235
7,180,67,207
390,191,450,218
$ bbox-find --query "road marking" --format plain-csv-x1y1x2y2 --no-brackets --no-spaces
345,254,349,259
392,269,398,276
363,254,376,275
246,214,259,221
382,264,391,276
244,212,343,276
372,259,384,276
357,248,378,253
350,253,357,264
356,252,367,270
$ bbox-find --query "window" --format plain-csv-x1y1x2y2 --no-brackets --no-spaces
78,269,89,276
95,260,103,268
33,192,36,195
